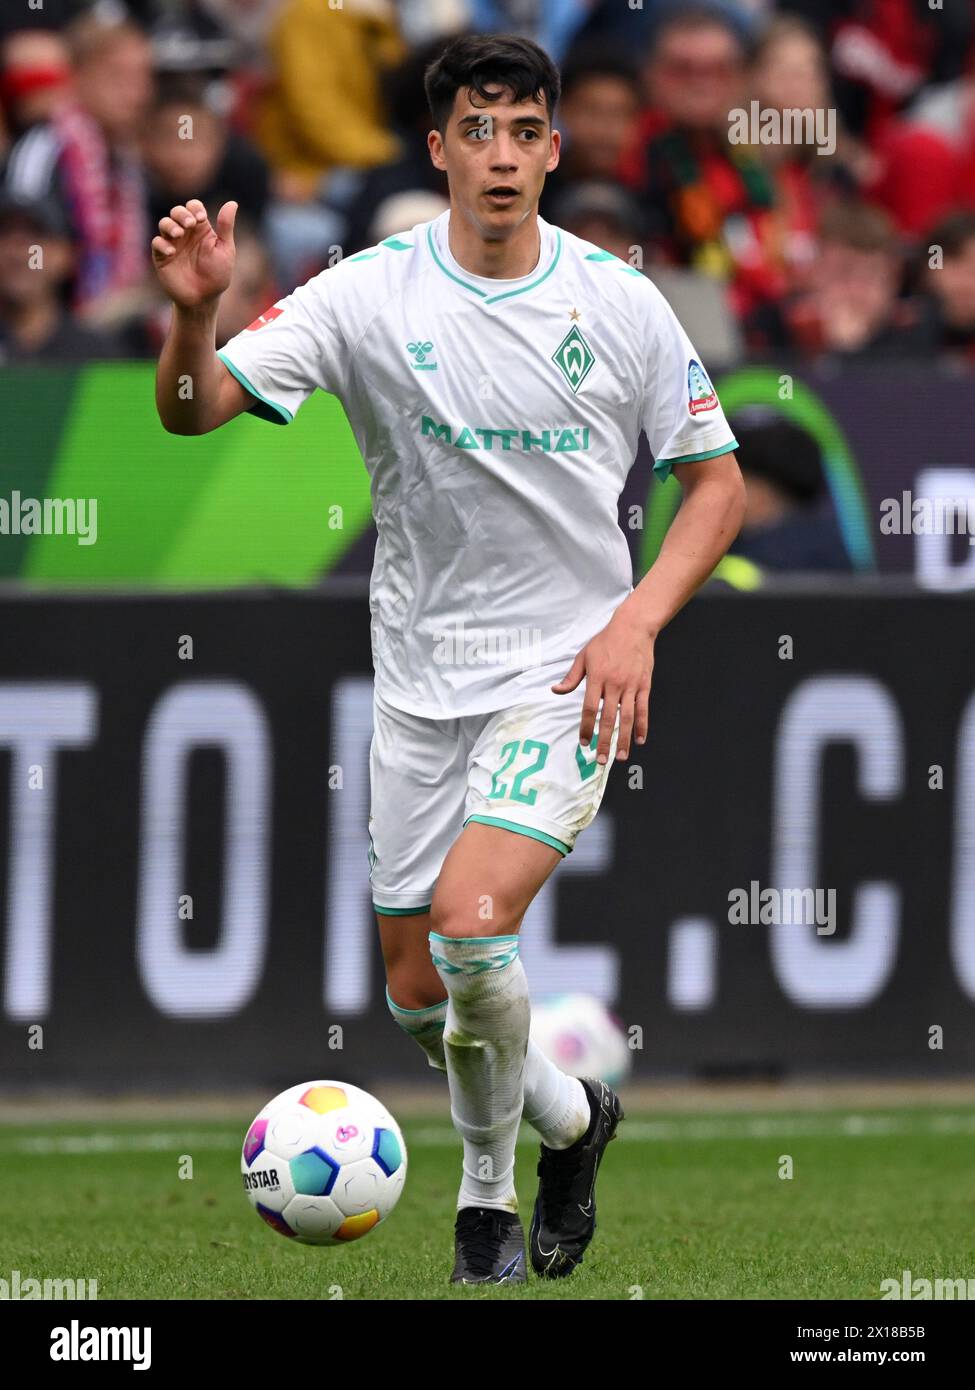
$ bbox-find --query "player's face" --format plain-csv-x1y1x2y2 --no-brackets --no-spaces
429,86,560,237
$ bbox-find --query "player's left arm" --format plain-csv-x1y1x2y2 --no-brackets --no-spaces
551,451,745,765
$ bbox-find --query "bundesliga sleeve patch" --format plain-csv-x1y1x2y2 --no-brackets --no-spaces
245,305,284,332
687,359,718,415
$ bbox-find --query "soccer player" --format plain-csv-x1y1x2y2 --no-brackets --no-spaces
153,33,745,1285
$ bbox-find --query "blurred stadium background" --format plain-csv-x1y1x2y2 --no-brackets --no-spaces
1,0,974,1111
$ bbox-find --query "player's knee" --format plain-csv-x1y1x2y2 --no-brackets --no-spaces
385,964,445,1013
429,891,519,940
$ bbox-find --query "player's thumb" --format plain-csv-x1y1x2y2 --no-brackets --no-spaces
215,200,238,245
551,649,585,694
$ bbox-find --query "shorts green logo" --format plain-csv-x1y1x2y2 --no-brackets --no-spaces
552,325,595,393
575,735,599,781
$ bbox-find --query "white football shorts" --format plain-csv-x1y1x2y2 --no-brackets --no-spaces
368,685,620,915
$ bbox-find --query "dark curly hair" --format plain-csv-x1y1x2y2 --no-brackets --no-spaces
423,32,561,136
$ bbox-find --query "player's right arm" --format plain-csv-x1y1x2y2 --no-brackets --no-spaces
153,198,252,435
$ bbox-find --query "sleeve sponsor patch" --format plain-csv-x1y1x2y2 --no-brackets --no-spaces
245,305,284,332
687,358,718,415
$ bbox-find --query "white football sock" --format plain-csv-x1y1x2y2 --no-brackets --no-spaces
385,988,448,1072
522,1050,591,1149
429,931,530,1213
387,987,590,1148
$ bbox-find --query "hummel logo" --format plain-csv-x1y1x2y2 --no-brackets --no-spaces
407,340,437,370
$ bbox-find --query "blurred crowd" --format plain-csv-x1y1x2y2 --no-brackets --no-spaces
3,0,975,366
2,0,975,573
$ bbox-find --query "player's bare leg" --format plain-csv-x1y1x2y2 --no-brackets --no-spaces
379,912,450,1073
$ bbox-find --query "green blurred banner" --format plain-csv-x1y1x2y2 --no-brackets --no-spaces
0,364,372,586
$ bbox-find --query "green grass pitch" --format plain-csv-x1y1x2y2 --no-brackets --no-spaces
2,1106,972,1300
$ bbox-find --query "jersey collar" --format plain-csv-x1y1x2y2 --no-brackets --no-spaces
426,210,561,306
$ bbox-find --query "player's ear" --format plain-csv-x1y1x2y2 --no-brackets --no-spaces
428,127,446,170
547,126,561,173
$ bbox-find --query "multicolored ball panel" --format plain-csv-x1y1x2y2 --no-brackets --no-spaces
290,1146,340,1197
334,1210,381,1241
242,1118,267,1167
373,1127,403,1176
299,1085,348,1115
257,1204,296,1238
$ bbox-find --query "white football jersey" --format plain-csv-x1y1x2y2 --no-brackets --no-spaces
217,210,737,717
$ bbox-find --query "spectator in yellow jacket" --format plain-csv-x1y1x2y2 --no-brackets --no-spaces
258,0,407,201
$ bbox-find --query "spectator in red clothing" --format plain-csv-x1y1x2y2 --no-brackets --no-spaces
2,13,153,319
620,5,784,325
868,65,975,240
748,17,828,296
618,3,751,189
0,28,72,148
828,0,972,147
751,198,935,359
746,16,864,306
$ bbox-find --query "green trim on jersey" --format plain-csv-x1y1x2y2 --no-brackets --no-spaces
426,224,563,304
464,814,570,856
662,439,738,464
217,351,293,425
347,235,414,264
488,231,562,303
426,224,488,297
655,438,738,479
374,902,433,916
584,249,643,278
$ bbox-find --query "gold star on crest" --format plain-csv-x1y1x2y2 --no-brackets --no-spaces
569,306,582,321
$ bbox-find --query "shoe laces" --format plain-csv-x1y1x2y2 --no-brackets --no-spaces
458,1208,511,1274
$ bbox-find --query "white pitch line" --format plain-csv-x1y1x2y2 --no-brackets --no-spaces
2,1112,974,1155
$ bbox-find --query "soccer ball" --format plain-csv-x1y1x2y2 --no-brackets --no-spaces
530,994,632,1087
241,1080,407,1245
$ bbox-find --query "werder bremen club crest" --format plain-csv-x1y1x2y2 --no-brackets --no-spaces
552,324,596,393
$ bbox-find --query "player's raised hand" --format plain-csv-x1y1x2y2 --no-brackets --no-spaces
552,608,654,764
151,198,237,308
